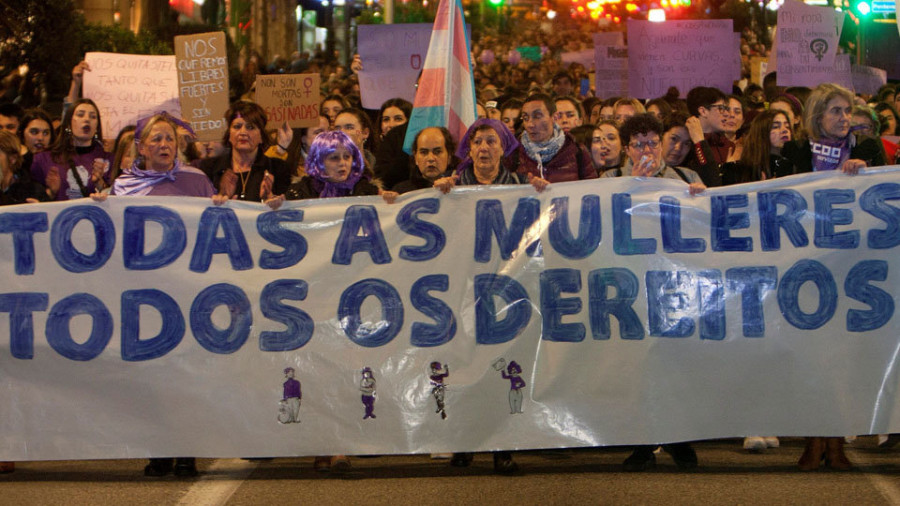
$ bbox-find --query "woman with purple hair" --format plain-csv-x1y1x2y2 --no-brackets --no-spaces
278,130,385,471
283,130,380,200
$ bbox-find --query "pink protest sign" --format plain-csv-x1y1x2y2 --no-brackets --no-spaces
357,24,433,109
627,19,735,99
851,64,888,95
776,0,844,86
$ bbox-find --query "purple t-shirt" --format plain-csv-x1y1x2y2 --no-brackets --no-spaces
283,378,301,400
30,144,112,201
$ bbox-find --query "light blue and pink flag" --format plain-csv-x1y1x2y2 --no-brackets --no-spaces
402,0,476,154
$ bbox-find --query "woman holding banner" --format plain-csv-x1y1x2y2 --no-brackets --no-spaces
780,83,886,471
90,112,215,477
200,101,291,202
108,114,216,198
434,118,549,475
275,129,383,471
30,98,111,200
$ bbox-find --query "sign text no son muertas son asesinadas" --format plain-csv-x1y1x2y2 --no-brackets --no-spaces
254,74,322,129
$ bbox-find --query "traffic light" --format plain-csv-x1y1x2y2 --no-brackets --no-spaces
488,0,503,6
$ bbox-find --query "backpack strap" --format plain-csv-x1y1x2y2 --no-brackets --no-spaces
671,166,691,184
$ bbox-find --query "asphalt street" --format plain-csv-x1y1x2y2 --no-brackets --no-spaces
3,437,900,505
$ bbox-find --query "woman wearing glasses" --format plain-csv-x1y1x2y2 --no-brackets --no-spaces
601,113,706,196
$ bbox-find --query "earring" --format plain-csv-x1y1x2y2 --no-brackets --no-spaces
65,127,72,136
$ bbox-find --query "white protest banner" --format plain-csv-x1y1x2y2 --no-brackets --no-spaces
560,49,595,69
254,73,321,129
627,19,734,99
83,52,180,140
3,169,900,460
593,32,628,99
175,32,230,142
776,0,844,86
357,24,432,109
851,64,888,96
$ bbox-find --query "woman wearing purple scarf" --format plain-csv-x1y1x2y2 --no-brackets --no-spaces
96,113,213,478
110,114,215,198
433,118,549,193
284,130,380,201
781,83,885,178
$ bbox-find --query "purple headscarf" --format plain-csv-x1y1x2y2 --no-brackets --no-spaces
454,118,520,176
305,130,369,198
134,112,195,146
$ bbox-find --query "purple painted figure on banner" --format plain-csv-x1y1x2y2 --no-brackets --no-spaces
429,362,449,420
280,367,301,424
500,361,526,414
360,367,376,420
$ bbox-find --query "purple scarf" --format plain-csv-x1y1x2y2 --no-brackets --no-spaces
810,135,852,172
112,159,181,196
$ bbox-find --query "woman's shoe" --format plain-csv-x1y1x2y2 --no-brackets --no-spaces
313,456,332,472
330,455,351,472
798,437,826,471
174,458,199,477
743,437,767,452
623,446,657,472
450,452,474,467
493,451,518,474
144,458,174,477
824,437,852,470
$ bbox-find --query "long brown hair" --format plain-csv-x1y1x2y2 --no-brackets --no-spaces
738,109,791,181
50,98,105,167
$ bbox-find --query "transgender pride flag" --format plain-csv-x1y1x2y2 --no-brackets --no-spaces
402,0,477,153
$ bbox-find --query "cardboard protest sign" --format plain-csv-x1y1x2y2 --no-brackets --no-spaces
776,0,844,86
357,24,433,109
254,73,321,129
593,32,628,99
750,57,768,86
627,19,735,99
83,53,180,140
175,32,230,142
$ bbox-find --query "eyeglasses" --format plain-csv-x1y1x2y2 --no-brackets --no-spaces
628,139,660,150
708,104,730,114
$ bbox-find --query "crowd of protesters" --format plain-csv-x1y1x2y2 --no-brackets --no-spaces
1,14,898,477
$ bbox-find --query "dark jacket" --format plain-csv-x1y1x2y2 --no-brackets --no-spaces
285,176,381,200
199,149,292,201
780,136,887,177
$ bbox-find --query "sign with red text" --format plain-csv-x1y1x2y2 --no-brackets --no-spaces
254,73,321,129
83,52,180,140
175,32,230,142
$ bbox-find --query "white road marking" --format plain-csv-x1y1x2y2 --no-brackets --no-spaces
176,459,258,506
847,448,900,505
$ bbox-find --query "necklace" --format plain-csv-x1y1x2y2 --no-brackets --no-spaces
236,168,249,199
